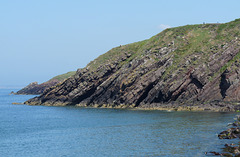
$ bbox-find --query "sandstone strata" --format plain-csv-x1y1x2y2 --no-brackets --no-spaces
25,19,240,111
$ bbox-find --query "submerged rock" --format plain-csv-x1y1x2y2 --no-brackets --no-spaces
210,115,240,156
218,128,240,139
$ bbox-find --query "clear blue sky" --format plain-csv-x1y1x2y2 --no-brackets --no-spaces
0,0,239,88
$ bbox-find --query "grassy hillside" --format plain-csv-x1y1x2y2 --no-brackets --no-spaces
87,18,240,79
49,71,76,82
26,18,240,111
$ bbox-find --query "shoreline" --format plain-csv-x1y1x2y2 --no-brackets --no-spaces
136,102,240,112
24,101,240,112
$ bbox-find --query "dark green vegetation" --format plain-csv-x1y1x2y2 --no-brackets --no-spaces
26,19,240,111
16,71,76,95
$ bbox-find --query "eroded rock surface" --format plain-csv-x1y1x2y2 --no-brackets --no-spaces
16,71,76,95
16,80,59,95
25,19,240,111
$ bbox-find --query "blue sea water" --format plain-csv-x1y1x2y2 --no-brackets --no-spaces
0,88,237,157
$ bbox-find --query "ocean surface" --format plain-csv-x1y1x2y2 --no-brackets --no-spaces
0,89,238,157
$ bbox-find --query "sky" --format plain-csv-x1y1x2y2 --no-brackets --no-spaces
0,0,239,88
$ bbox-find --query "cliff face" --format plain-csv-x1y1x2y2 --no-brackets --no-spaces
25,19,240,111
16,71,76,95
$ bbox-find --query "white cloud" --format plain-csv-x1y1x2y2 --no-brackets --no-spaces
158,24,171,30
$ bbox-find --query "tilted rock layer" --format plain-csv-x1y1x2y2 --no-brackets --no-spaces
16,81,58,95
25,19,240,111
16,71,76,95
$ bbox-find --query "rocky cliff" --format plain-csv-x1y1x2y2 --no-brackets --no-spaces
25,19,240,111
16,71,75,95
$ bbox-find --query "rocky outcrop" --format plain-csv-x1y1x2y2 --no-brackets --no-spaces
16,80,59,95
25,19,240,111
207,115,240,156
16,71,76,95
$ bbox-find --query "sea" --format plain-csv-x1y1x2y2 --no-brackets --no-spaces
0,88,238,157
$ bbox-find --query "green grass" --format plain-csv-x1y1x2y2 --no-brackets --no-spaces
87,40,147,71
221,51,240,72
79,18,240,82
50,71,76,81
